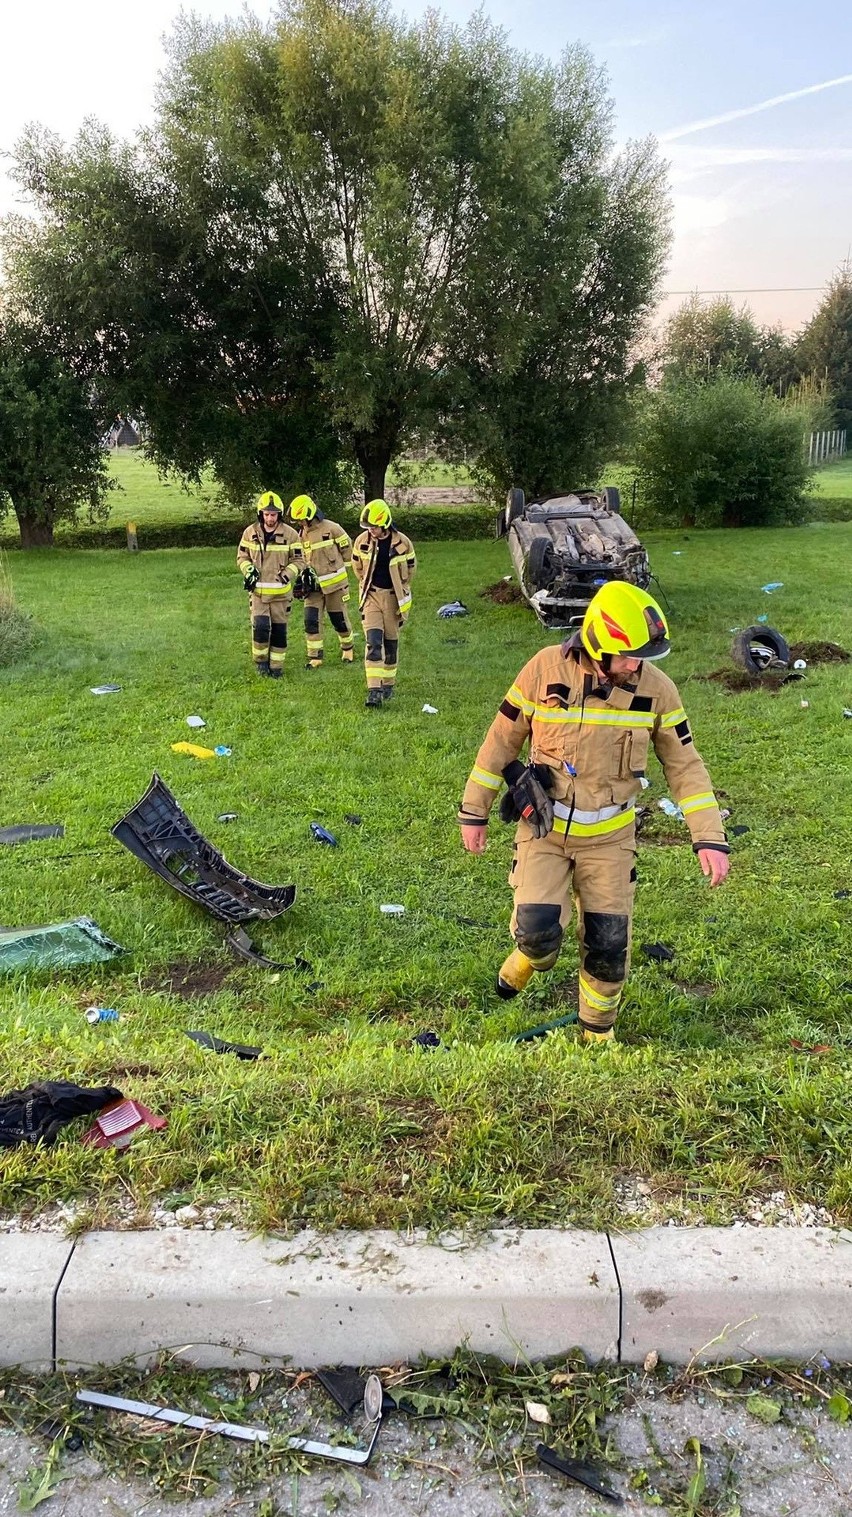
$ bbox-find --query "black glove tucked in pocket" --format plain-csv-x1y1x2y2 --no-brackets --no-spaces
499,761,555,838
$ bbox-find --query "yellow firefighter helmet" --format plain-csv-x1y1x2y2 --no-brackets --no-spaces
289,494,317,521
360,499,393,530
256,490,284,517
581,581,670,661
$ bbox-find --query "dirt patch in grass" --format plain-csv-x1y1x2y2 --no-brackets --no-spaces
702,666,789,694
480,580,523,604
143,960,234,998
676,981,716,999
788,640,850,664
700,641,849,694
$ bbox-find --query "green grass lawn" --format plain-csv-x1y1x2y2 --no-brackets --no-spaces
1,526,851,1233
809,456,852,498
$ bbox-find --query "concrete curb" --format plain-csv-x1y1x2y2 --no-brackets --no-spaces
4,1225,852,1371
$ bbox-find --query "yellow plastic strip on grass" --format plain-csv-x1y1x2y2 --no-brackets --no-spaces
171,742,217,760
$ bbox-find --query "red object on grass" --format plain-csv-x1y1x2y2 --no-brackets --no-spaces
81,1099,167,1148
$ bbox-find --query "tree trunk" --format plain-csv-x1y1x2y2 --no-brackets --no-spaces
354,428,397,504
16,508,55,548
361,453,389,504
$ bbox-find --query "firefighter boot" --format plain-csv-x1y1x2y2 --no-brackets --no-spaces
495,948,535,1000
341,647,354,664
268,668,283,680
381,685,394,703
582,1027,615,1045
255,660,270,677
365,688,384,709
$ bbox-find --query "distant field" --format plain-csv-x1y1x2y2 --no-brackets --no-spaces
809,457,852,498
0,449,847,545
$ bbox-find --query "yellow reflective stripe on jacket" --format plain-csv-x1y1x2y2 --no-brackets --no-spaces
579,975,622,1010
552,806,635,838
317,568,349,591
660,707,688,728
398,593,412,613
471,764,502,791
532,706,655,728
255,582,291,594
334,534,350,548
507,683,534,716
679,791,716,815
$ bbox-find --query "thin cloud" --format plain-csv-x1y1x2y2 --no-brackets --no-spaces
604,24,671,50
669,144,852,178
661,73,852,142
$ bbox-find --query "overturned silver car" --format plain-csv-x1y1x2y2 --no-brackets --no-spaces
496,486,652,629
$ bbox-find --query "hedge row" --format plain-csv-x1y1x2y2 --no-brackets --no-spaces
0,502,497,550
806,497,852,522
2,496,849,550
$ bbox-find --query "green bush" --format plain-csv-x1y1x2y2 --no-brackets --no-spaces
808,496,852,522
633,375,813,527
0,503,496,550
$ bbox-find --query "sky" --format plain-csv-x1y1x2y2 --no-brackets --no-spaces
1,0,850,333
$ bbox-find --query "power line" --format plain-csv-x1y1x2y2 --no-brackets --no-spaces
662,286,822,295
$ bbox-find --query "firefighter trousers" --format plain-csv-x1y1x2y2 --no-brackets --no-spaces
508,824,638,1032
304,590,353,664
249,594,290,671
361,588,401,690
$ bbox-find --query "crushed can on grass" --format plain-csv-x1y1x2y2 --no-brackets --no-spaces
85,1006,119,1024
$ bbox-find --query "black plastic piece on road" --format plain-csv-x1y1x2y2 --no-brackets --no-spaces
316,1368,368,1415
112,774,295,925
0,824,65,846
316,1368,397,1417
536,1444,623,1504
185,1030,262,1060
641,942,676,962
225,925,310,973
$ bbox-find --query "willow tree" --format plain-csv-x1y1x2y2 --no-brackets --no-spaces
7,0,670,503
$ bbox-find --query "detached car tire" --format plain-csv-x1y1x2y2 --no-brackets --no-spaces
526,535,556,590
731,625,790,675
602,486,621,515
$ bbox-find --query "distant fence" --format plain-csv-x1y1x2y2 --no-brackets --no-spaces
807,429,847,465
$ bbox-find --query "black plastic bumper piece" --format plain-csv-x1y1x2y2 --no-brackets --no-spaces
225,925,309,972
112,773,296,925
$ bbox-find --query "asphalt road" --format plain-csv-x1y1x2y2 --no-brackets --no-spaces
1,1383,850,1516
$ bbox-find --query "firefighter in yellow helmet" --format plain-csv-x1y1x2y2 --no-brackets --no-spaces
236,491,303,677
289,494,355,668
458,581,730,1042
351,500,417,708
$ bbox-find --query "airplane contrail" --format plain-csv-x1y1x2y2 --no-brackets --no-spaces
660,73,852,142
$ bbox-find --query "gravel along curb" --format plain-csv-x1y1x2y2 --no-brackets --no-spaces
4,1225,852,1372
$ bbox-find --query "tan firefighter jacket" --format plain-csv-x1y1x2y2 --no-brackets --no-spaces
298,517,353,597
459,638,728,850
351,528,417,624
237,519,302,598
